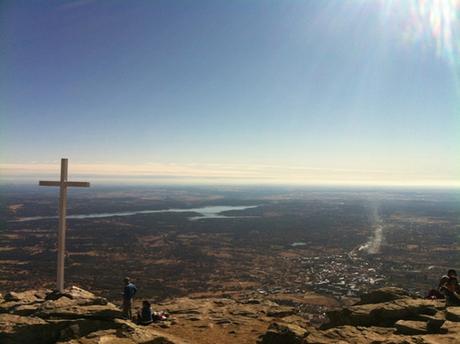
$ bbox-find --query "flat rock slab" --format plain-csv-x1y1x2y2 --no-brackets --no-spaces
37,304,123,320
395,320,428,335
445,307,460,322
327,298,443,327
57,323,191,344
306,325,398,344
266,306,296,318
4,290,49,303
11,304,38,316
0,313,48,331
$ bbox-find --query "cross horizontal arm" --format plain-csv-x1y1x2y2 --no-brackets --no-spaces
39,181,61,186
39,181,90,187
66,181,90,187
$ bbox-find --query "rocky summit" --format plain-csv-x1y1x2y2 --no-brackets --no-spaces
0,286,186,344
1,286,460,344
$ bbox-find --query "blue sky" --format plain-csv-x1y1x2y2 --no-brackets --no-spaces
1,0,459,185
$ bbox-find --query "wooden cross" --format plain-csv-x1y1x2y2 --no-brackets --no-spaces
39,158,90,292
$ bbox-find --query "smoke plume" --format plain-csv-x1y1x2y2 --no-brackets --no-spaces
359,204,384,254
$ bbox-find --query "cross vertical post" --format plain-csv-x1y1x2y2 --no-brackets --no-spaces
57,158,68,292
39,158,90,292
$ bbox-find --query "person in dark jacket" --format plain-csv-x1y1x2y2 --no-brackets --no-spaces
445,277,460,306
122,277,137,319
447,270,460,292
138,300,153,325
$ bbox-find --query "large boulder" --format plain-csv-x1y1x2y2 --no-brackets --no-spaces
36,300,123,320
0,313,60,344
266,306,296,318
45,286,108,306
357,287,410,305
326,297,442,327
258,322,309,344
0,287,123,343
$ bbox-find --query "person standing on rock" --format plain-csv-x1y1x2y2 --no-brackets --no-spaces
122,277,137,319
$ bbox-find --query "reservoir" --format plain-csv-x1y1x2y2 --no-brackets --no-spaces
14,205,259,222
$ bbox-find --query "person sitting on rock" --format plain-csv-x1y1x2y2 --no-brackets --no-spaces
122,277,137,319
138,300,153,325
437,275,450,296
439,270,460,294
447,270,460,292
444,277,460,306
432,272,452,299
426,287,444,300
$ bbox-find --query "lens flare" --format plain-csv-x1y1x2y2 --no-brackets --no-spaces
377,0,460,64
408,0,460,63
377,0,460,105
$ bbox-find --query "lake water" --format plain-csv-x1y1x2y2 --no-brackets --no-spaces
14,205,259,222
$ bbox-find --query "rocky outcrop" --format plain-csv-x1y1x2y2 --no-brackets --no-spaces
325,297,442,327
2,286,460,343
258,322,309,344
0,286,183,344
259,287,460,344
356,287,409,305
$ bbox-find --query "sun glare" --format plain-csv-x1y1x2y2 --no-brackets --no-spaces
385,0,460,63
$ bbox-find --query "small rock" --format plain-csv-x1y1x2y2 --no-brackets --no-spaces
212,298,234,306
160,321,171,328
230,309,259,318
213,318,232,325
182,314,202,321
243,298,262,305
